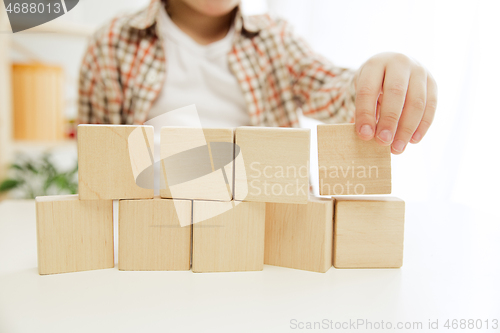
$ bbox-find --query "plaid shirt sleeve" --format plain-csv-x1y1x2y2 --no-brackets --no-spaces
77,33,97,124
280,19,356,124
78,20,125,125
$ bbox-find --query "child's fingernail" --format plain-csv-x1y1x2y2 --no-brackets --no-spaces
411,132,422,143
360,124,373,136
392,140,406,152
377,130,393,143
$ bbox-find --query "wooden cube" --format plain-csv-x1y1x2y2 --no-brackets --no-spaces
78,125,154,200
318,124,391,195
118,198,191,271
36,195,114,275
192,201,266,272
334,196,405,268
160,127,233,201
234,126,310,204
264,197,334,273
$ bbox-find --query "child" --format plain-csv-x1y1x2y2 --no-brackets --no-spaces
78,0,437,155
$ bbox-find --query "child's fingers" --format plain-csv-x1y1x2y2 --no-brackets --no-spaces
391,69,427,154
354,62,384,141
411,74,438,143
375,57,412,146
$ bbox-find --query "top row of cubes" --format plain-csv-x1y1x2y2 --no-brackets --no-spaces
77,124,391,203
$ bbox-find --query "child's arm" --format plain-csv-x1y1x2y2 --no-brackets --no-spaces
78,32,102,125
78,22,124,125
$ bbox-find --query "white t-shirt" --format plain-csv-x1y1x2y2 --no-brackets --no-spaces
146,7,249,194
146,5,249,127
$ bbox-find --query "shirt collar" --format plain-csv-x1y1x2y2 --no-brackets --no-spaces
129,0,260,34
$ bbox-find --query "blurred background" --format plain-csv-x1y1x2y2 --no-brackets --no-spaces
0,0,499,219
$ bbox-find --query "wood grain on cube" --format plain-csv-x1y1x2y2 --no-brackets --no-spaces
160,127,233,201
78,125,154,200
192,201,266,272
118,198,191,271
333,196,405,268
234,126,310,204
265,197,334,273
36,195,114,275
318,124,391,195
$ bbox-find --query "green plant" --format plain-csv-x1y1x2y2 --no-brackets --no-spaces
0,153,78,199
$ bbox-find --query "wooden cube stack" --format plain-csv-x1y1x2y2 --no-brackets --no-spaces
36,124,156,274
317,124,405,269
36,122,406,275
187,126,310,272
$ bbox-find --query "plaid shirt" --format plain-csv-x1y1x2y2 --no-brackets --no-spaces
78,0,356,127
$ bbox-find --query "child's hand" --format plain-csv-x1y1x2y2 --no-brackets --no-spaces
354,52,437,154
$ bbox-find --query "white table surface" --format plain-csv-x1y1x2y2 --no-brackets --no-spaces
0,199,499,333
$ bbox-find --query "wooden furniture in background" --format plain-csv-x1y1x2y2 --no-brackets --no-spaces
264,197,334,273
36,194,114,275
333,196,405,268
318,124,391,195
118,198,192,271
0,3,93,184
12,63,64,141
0,7,12,183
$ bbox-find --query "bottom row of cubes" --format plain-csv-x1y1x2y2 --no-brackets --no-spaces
36,195,405,275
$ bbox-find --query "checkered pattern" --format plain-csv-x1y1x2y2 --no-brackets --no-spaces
78,0,356,127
